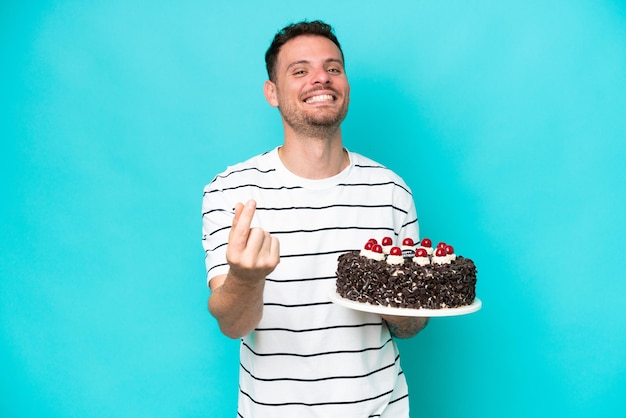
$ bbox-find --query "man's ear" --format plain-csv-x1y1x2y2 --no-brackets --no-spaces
264,80,279,107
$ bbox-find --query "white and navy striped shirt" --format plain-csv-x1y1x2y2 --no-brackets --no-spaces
202,147,419,418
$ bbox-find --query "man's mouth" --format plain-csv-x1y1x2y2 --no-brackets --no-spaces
304,94,335,104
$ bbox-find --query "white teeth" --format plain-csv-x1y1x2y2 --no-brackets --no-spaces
305,94,334,103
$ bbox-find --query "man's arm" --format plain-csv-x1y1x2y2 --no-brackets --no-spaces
381,315,429,339
207,200,280,339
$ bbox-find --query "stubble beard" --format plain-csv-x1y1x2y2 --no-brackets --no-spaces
278,99,349,139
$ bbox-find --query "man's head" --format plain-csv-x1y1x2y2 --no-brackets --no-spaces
263,20,350,139
265,20,344,82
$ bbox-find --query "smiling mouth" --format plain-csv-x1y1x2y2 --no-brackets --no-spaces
304,94,335,104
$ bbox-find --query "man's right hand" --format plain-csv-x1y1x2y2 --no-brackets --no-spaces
225,199,280,282
208,199,280,338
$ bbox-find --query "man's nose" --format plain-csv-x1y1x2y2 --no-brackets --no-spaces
311,67,331,84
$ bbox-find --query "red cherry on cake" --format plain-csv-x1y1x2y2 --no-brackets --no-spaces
382,236,393,246
445,245,454,255
372,244,383,254
402,237,414,246
390,246,402,256
435,247,447,257
420,238,432,247
437,242,447,249
367,238,377,245
415,248,428,257
364,241,374,250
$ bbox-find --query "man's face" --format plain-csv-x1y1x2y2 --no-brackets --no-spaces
265,35,350,135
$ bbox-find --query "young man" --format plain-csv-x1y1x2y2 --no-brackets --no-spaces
202,20,428,417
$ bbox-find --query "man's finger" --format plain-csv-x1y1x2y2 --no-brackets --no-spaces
269,235,280,263
229,200,257,249
231,202,244,228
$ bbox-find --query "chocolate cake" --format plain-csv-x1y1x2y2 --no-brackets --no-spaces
335,238,477,309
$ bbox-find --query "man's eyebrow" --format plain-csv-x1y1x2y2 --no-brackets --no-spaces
325,58,344,66
286,58,344,71
286,60,310,71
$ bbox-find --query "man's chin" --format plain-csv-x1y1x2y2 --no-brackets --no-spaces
308,117,342,127
306,110,348,127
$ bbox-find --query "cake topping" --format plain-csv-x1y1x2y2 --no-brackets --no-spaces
400,237,416,256
360,240,385,260
412,247,430,266
381,236,394,254
369,243,385,261
418,237,434,255
445,244,457,261
359,240,375,257
432,246,451,264
360,236,458,264
386,246,404,265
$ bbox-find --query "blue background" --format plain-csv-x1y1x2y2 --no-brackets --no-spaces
2,1,625,417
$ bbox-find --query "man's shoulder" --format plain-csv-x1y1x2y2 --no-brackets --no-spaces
348,151,408,185
222,148,277,173
207,148,278,185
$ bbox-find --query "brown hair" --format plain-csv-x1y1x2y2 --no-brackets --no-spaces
265,20,344,81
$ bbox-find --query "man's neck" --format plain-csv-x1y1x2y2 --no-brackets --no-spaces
278,128,348,179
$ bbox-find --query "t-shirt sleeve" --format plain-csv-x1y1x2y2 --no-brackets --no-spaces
201,182,235,287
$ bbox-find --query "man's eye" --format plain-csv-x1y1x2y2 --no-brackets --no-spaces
328,68,341,73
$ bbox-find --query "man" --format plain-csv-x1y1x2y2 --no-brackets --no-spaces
202,20,428,417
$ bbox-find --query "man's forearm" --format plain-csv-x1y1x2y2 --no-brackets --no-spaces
208,273,265,339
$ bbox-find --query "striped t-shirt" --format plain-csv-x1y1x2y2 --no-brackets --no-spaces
202,147,419,418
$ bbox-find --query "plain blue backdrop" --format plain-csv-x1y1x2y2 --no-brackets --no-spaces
2,1,625,417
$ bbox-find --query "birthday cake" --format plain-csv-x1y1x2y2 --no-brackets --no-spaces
335,237,477,309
